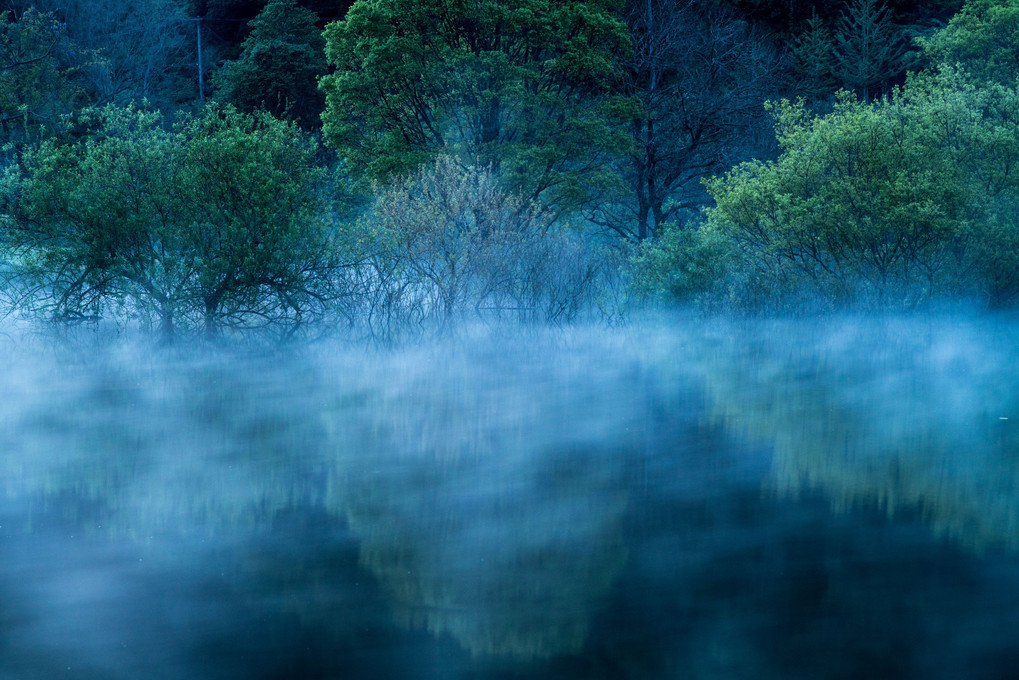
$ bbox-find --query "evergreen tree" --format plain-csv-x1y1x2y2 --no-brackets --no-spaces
833,0,914,100
213,0,328,127
789,10,838,100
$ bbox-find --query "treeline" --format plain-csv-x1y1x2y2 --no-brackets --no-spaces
0,0,1013,341
639,0,1019,310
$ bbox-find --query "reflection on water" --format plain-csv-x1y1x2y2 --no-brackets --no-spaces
1,317,1019,679
322,346,636,659
692,317,1019,552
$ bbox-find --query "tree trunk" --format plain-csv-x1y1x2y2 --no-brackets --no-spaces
158,309,175,344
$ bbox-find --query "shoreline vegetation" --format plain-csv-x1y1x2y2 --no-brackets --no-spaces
0,0,1016,345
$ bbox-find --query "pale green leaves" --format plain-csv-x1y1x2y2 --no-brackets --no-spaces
920,0,1019,86
702,67,1019,307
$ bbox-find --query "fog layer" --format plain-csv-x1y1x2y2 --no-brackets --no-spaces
1,315,1017,678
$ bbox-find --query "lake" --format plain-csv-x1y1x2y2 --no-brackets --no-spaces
1,315,1017,679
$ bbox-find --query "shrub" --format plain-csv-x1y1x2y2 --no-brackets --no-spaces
352,157,606,340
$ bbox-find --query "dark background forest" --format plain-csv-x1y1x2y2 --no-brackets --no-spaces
0,0,1015,342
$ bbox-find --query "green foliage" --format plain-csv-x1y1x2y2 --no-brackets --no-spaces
319,0,632,209
969,205,1019,306
213,0,327,127
690,68,1019,309
3,103,344,338
789,10,838,100
630,223,736,307
638,2,1019,312
920,0,1019,85
0,9,100,152
832,0,915,100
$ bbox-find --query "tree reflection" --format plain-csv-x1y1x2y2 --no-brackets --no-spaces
322,341,642,659
691,317,1019,552
0,331,648,661
0,346,327,537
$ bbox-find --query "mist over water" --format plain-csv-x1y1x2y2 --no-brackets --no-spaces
1,314,1018,679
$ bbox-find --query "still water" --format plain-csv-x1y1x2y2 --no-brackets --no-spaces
1,316,1018,679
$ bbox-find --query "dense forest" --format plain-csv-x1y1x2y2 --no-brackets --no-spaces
0,0,1014,342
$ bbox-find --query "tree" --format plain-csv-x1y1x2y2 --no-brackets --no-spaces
720,0,963,42
788,10,838,101
603,0,776,241
178,104,344,335
696,67,1019,308
6,0,197,111
0,9,99,152
213,0,328,127
919,0,1019,86
353,157,604,340
5,105,181,329
3,103,345,339
832,0,915,101
319,0,632,210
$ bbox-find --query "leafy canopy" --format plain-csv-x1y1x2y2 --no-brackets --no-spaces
319,0,632,208
920,0,1019,85
635,0,1019,310
699,67,1019,307
3,103,344,338
0,9,100,152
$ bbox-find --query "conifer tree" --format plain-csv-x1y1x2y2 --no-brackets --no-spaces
833,0,913,100
789,10,838,100
213,0,327,128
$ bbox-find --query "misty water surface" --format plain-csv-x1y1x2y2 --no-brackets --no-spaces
1,315,1018,679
